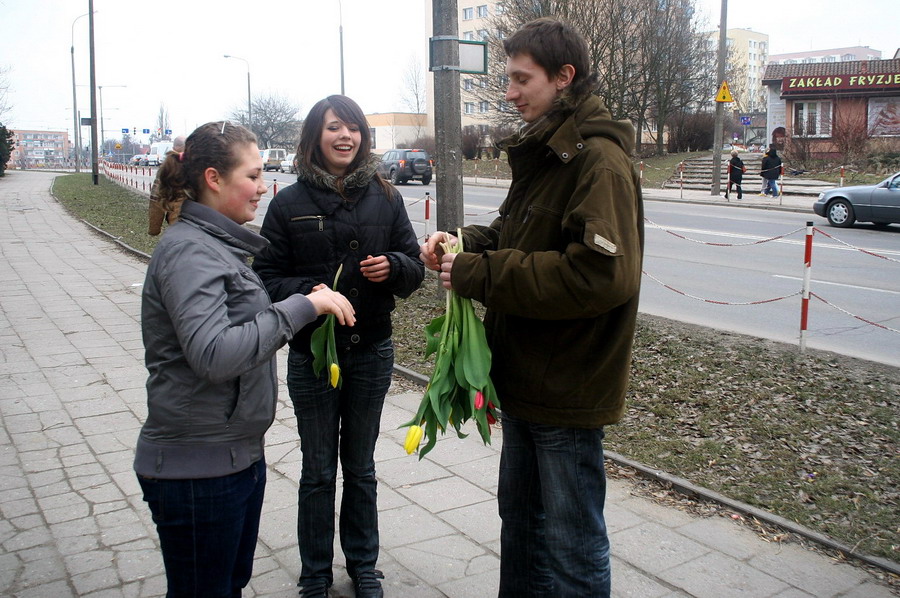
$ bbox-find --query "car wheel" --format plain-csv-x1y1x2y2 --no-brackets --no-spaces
826,198,855,228
390,169,401,185
422,175,431,185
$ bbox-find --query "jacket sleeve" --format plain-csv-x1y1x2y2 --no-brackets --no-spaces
253,194,320,301
379,189,425,298
156,240,317,385
452,163,643,321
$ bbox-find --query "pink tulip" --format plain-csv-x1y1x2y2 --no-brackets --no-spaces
474,390,485,410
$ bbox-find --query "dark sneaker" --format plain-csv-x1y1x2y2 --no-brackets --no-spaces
352,569,384,598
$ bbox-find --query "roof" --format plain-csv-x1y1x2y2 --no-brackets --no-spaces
762,58,900,82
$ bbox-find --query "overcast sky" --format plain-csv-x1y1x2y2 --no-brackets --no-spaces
0,0,895,143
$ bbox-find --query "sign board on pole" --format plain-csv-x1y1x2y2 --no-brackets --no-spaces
715,80,734,103
121,128,129,134
143,129,150,134
80,117,93,126
740,116,752,126
165,129,172,135
429,37,488,74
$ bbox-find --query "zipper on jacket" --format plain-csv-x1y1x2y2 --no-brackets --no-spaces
523,205,533,223
290,215,325,231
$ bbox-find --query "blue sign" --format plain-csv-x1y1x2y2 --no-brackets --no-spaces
143,128,150,134
121,128,129,134
740,116,752,126
165,129,172,135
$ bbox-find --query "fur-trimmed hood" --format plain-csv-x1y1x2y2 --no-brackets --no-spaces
295,152,381,196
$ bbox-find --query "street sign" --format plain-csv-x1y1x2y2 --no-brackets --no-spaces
121,128,129,134
143,129,150,134
114,143,122,150
715,80,734,103
80,117,93,126
165,129,172,135
740,116,752,126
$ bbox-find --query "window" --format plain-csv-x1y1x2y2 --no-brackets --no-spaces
464,79,474,91
793,101,832,137
498,100,513,113
498,74,510,87
477,4,488,17
479,101,490,113
841,53,854,61
462,7,473,20
463,31,475,41
369,128,376,149
465,102,475,114
477,29,489,41
824,55,836,62
802,57,817,63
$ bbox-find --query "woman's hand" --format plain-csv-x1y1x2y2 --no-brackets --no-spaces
419,231,457,272
307,285,356,326
360,254,390,283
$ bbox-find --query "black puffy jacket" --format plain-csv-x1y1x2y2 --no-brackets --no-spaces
253,178,424,353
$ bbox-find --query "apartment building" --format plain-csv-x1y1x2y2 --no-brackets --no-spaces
458,0,499,145
366,112,428,154
707,28,770,112
768,46,882,66
8,129,71,169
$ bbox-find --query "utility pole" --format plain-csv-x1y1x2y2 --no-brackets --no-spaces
88,0,99,185
710,0,728,196
431,0,464,235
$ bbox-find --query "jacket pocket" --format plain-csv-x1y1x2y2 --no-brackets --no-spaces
582,218,623,257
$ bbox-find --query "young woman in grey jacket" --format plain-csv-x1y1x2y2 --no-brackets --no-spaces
136,121,356,597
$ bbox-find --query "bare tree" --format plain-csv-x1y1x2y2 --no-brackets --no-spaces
153,104,171,142
231,92,302,150
399,57,427,140
1,65,13,122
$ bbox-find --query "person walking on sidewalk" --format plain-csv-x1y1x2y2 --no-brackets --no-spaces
420,18,644,598
136,121,356,598
253,95,424,598
727,149,745,199
760,144,782,197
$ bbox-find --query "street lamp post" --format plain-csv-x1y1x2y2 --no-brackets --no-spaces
224,55,252,131
338,0,345,95
98,85,126,158
70,11,93,173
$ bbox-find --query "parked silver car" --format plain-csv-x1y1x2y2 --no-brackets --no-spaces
813,172,900,228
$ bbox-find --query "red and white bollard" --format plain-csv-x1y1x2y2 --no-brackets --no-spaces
799,221,814,353
639,161,644,184
678,161,684,199
424,192,432,239
840,165,845,187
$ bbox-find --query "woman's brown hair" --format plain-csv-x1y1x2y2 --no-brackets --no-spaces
155,121,257,210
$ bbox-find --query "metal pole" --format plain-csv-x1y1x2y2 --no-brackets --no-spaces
432,0,463,235
224,55,251,131
70,12,91,173
88,1,99,185
710,0,728,196
99,85,104,156
338,0,345,95
799,221,814,353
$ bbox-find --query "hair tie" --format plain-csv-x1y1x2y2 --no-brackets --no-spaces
177,152,185,163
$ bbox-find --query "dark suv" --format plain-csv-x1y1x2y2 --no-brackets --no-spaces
377,149,433,185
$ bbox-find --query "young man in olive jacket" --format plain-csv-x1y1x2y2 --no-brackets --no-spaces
420,17,644,598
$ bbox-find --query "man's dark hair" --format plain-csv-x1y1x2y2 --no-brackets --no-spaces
502,17,598,100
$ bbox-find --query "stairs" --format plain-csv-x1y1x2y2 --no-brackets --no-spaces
661,155,835,197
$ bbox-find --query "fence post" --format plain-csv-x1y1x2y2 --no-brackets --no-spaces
424,192,432,238
679,161,684,199
840,165,845,187
799,221,814,353
639,161,644,185
778,164,785,205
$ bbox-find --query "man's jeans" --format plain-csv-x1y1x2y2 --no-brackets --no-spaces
765,178,780,196
498,412,611,598
138,458,266,598
287,339,393,587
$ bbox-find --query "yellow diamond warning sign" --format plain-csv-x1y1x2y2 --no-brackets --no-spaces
715,80,734,103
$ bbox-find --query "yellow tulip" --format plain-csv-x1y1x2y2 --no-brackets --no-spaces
404,425,424,454
329,363,340,388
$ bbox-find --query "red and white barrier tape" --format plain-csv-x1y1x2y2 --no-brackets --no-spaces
644,218,806,247
641,270,802,305
809,292,900,334
812,227,900,263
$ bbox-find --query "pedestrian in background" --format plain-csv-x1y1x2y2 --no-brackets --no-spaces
253,95,424,598
760,144,782,197
727,149,745,199
148,135,186,235
420,17,643,598
136,120,355,597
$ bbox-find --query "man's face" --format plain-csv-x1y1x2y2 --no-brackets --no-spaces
504,53,562,123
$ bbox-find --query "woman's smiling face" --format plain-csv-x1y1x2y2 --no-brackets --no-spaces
319,108,361,176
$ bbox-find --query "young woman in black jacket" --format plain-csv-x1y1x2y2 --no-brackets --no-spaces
253,95,424,598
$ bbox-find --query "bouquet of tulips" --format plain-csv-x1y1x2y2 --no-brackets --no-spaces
402,231,501,459
310,265,343,389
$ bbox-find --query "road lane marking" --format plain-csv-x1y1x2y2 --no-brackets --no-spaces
772,275,900,295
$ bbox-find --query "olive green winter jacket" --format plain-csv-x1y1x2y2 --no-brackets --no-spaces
451,94,644,428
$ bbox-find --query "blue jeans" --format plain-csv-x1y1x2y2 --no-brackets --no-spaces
287,339,393,587
498,412,610,598
137,459,266,598
765,178,780,196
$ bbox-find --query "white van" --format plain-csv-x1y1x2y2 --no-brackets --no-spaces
146,142,174,167
259,148,287,172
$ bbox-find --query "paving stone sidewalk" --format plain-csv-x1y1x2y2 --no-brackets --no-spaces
0,170,894,597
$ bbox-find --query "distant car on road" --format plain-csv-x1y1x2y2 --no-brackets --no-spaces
130,155,143,166
377,149,432,185
813,172,900,228
280,152,296,174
